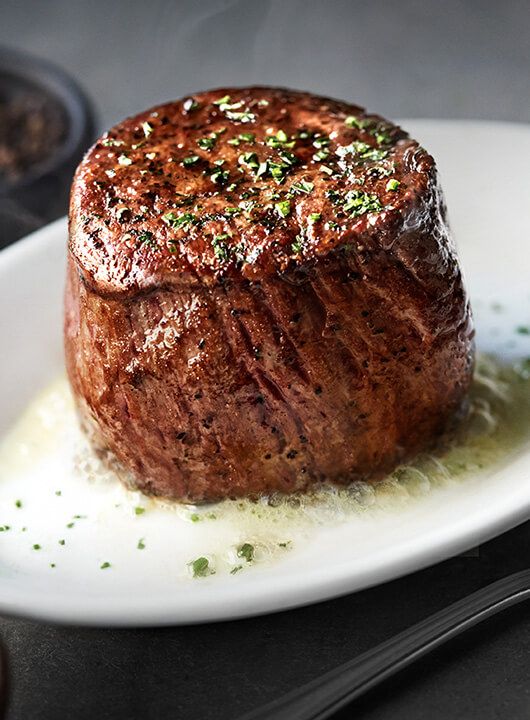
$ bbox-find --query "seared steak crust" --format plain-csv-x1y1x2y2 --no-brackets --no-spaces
65,87,474,502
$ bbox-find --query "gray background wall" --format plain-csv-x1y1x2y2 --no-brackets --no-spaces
2,0,529,132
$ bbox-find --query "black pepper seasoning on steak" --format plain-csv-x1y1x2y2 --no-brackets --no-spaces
65,86,474,502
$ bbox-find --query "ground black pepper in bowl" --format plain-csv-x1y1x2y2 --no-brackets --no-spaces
0,91,66,186
0,46,94,248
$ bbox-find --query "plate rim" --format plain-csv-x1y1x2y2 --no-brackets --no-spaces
1,118,530,626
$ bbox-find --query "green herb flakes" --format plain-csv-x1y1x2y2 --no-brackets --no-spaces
182,155,200,167
386,178,400,191
134,506,145,516
237,543,255,562
189,556,213,578
163,211,197,230
102,137,124,147
197,135,218,151
345,115,367,129
33,544,41,551
517,326,530,335
100,562,111,570
118,154,132,166
228,132,255,146
213,95,231,106
343,190,382,216
59,539,65,546
137,538,146,550
267,130,295,149
230,565,243,575
15,499,22,509
212,235,231,262
138,231,156,249
275,200,291,218
291,236,303,254
291,180,314,195
141,121,153,138
210,167,230,185
336,141,388,163
309,212,321,223
183,97,199,113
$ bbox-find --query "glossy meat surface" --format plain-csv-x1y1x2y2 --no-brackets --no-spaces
65,87,474,501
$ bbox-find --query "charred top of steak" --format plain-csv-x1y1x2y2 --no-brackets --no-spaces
70,86,437,294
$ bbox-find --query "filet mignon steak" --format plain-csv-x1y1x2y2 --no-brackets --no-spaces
65,87,474,502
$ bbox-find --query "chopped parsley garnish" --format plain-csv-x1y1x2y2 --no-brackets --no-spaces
343,190,382,216
100,562,111,570
213,95,231,106
55,490,62,496
163,211,197,230
189,556,213,578
237,543,255,562
290,180,314,195
386,178,400,191
517,326,530,335
214,95,256,123
66,522,75,529
228,132,255,146
182,155,200,166
197,134,218,151
137,538,146,550
138,231,156,249
238,151,260,172
291,236,304,254
326,189,382,217
212,234,231,262
141,121,153,137
230,565,243,574
275,200,291,218
102,137,124,147
278,541,292,548
266,130,295,148
210,167,230,185
345,115,370,130
15,499,22,509
313,136,330,149
134,506,145,515
183,97,199,112
325,189,343,206
336,141,388,163
313,149,330,161
309,212,321,223
278,151,298,167
373,130,392,145
59,539,65,546
33,544,41,551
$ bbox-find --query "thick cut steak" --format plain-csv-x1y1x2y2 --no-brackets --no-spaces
65,87,474,502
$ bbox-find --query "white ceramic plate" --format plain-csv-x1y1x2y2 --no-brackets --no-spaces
1,120,530,626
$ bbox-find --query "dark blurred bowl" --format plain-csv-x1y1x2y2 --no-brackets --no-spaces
0,46,95,247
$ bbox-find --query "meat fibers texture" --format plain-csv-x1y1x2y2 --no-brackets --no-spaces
65,87,474,502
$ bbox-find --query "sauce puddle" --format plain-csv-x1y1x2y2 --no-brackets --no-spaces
0,353,529,583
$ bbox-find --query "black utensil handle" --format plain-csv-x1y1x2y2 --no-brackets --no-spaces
237,569,530,720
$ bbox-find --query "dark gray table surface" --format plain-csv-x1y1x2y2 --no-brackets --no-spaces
1,1,529,718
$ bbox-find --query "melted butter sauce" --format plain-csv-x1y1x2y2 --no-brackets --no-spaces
0,354,529,582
